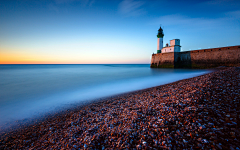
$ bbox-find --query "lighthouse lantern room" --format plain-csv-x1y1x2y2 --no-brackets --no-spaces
157,26,164,53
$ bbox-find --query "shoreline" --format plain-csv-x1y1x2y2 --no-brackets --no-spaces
0,67,239,149
0,68,212,133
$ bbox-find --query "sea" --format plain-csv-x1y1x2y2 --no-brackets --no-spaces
0,64,210,130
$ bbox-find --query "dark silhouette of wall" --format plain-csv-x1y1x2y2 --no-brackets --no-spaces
174,52,191,68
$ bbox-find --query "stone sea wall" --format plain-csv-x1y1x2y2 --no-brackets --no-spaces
151,45,240,68
151,52,174,68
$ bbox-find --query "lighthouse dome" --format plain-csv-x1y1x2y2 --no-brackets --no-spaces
157,26,164,38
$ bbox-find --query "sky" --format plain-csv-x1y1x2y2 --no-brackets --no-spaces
0,0,239,64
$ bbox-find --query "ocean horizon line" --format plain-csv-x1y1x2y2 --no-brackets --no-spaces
0,63,150,65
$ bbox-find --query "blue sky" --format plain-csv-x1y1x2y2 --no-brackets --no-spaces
0,0,239,64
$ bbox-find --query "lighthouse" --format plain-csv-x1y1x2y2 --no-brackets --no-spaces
157,26,164,53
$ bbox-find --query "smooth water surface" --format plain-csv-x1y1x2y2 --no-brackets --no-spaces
0,64,210,129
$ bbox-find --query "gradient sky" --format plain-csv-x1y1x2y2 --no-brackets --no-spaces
0,0,240,64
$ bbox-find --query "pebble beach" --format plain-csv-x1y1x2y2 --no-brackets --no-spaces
0,67,239,149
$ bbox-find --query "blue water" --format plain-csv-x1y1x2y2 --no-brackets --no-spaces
0,64,210,129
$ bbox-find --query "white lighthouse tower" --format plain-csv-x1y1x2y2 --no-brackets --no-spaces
157,26,164,53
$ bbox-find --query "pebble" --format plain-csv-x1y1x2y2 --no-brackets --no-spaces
0,67,239,149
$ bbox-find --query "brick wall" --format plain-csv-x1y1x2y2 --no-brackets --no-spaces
189,46,240,68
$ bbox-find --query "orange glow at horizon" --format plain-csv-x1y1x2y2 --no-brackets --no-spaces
1,52,54,64
0,52,149,64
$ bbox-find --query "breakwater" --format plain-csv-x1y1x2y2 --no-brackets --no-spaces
151,45,240,68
